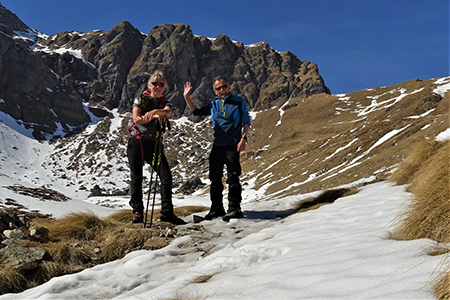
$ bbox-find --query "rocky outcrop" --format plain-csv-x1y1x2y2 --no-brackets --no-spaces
120,23,199,116
0,210,50,272
0,3,40,48
1,240,50,271
121,26,330,116
4,185,71,202
232,44,330,110
0,4,94,139
37,21,145,110
176,176,206,195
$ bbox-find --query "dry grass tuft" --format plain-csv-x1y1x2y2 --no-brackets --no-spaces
390,140,446,185
430,249,450,257
105,209,136,224
174,206,210,217
100,228,153,261
0,264,27,294
389,140,449,299
278,187,359,217
33,212,114,241
436,263,450,300
191,274,215,284
37,241,92,266
293,187,359,212
391,140,449,242
29,261,75,284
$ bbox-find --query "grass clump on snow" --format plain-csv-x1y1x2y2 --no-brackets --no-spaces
389,140,449,300
277,187,360,218
391,140,449,242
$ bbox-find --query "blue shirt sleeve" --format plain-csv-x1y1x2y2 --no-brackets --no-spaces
240,98,251,127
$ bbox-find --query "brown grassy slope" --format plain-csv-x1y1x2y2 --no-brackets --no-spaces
241,78,449,198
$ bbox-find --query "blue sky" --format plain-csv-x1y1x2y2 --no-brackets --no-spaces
2,0,448,94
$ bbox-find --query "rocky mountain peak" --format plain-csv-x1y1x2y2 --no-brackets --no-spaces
0,5,330,140
0,3,31,36
0,4,43,48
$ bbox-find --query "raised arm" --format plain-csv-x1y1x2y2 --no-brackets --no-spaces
183,81,198,112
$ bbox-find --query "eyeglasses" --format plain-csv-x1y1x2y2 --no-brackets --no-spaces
215,85,229,91
151,82,165,87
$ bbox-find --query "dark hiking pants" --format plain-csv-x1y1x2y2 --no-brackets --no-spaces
127,136,173,215
209,143,242,212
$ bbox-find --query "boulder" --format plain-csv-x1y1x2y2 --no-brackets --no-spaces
0,244,50,270
3,229,24,239
176,176,206,195
30,226,49,242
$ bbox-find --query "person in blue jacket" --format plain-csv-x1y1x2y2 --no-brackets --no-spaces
183,76,251,221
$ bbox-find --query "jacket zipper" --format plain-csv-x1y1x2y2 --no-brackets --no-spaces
221,100,226,117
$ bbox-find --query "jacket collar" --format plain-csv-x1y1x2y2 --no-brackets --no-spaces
142,90,167,101
215,93,231,102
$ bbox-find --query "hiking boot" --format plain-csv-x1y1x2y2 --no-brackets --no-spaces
131,212,144,223
222,210,244,222
204,209,226,220
160,213,187,225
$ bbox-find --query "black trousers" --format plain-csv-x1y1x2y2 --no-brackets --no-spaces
209,143,242,212
127,135,173,215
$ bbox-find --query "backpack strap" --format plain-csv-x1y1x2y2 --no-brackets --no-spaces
128,123,148,166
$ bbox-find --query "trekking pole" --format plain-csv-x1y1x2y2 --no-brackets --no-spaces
148,121,167,229
144,123,160,228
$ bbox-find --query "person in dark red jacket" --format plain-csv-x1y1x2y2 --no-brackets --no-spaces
183,76,251,221
127,71,185,225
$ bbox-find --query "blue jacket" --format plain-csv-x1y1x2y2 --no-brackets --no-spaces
193,94,251,146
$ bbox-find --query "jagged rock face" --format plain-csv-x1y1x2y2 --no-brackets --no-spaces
232,44,330,110
0,29,92,139
121,23,200,116
0,4,330,139
92,22,144,109
0,3,38,48
37,21,145,110
121,26,330,117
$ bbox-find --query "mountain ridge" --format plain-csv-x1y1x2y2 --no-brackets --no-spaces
0,4,329,140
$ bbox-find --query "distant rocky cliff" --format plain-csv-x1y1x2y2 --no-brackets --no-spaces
0,4,329,140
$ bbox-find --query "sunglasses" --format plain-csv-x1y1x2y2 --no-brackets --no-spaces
215,84,229,91
151,82,165,87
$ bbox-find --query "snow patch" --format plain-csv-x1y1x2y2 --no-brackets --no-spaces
435,128,450,141
433,76,450,97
